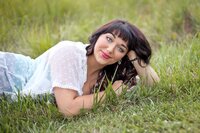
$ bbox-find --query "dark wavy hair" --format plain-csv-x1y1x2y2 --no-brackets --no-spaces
86,19,152,92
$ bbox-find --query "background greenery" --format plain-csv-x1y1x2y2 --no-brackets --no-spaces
0,0,199,132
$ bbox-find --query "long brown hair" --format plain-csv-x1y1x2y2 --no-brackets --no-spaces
86,19,152,92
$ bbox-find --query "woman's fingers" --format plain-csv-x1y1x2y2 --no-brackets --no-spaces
127,50,137,60
112,80,123,89
112,80,125,96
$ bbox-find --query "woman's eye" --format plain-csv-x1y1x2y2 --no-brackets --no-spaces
117,47,125,53
106,36,112,43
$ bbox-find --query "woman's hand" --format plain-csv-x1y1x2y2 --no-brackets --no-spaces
112,80,125,96
127,51,160,86
127,50,137,61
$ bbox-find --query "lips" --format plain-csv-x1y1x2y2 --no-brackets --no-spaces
101,51,111,59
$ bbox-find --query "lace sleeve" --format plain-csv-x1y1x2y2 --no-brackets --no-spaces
49,42,85,95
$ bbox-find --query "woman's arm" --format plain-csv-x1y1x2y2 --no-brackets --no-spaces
127,51,160,86
53,80,123,116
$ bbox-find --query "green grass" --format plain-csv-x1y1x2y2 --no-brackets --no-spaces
0,0,200,132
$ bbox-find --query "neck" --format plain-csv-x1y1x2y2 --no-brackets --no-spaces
87,55,104,77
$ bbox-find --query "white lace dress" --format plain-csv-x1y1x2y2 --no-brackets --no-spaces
0,41,88,97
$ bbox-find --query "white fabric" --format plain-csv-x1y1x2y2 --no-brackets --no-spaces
21,41,87,96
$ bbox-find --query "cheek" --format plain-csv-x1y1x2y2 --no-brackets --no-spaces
114,51,126,60
96,37,108,47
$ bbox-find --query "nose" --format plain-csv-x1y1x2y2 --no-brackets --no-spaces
106,44,115,54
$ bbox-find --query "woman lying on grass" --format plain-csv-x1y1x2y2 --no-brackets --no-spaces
0,19,160,116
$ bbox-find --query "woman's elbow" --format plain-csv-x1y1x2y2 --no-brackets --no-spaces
59,109,76,117
148,74,160,86
57,103,80,117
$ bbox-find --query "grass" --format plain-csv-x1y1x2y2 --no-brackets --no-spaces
0,0,200,132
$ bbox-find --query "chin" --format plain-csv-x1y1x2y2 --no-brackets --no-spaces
102,61,115,66
96,56,115,66
97,59,109,66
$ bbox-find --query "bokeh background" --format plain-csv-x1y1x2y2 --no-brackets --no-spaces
0,0,199,57
0,0,200,132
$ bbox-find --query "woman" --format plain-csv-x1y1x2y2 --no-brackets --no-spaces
0,19,160,116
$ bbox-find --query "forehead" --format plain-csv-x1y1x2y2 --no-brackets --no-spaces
98,22,133,46
108,32,128,44
107,29,130,43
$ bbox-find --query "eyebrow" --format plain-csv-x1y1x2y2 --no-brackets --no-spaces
109,33,128,50
120,44,128,50
110,32,117,39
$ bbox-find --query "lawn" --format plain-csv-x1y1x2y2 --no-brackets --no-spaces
0,0,200,132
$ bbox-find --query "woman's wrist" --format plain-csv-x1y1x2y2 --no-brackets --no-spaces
132,58,148,68
129,57,138,63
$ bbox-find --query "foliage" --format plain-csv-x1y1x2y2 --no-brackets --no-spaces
0,0,200,132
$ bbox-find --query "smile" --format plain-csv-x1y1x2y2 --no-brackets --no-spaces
100,51,111,59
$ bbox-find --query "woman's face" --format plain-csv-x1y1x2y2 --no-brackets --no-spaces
93,33,128,66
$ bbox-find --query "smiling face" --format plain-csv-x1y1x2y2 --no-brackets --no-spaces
93,32,128,66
